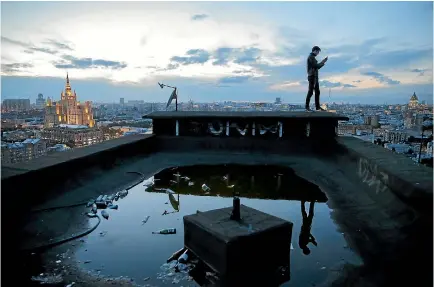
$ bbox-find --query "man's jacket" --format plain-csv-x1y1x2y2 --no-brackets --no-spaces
306,52,324,79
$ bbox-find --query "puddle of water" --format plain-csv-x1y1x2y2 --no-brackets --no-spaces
76,164,361,286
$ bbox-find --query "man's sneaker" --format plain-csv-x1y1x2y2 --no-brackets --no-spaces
316,107,326,111
305,107,313,112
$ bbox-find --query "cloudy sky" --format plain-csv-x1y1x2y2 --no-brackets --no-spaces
1,1,433,104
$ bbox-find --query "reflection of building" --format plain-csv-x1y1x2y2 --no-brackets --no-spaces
1,139,47,165
40,126,103,147
2,99,31,112
36,93,45,110
408,92,419,109
45,73,95,128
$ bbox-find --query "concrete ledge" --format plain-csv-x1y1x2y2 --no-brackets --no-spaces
2,134,155,180
1,134,157,214
336,136,433,214
146,110,348,120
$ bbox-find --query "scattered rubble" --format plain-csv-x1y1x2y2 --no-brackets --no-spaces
86,212,98,218
31,273,63,284
142,216,150,225
101,210,109,220
152,228,176,235
201,184,211,192
157,261,192,284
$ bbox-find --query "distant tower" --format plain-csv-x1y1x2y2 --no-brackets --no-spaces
408,92,419,109
45,73,95,128
36,93,45,109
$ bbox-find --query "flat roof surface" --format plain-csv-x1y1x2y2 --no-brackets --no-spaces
144,111,349,120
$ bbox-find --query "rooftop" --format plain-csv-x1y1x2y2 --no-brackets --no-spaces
144,110,349,120
2,112,432,287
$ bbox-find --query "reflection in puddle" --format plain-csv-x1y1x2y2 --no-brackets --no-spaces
150,165,328,202
75,164,361,286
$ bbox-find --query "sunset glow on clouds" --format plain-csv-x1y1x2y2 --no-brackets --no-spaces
1,1,433,103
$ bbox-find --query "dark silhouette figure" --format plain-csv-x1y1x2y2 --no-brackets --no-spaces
305,46,328,111
299,201,317,255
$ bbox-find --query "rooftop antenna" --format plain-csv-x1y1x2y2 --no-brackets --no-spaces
158,82,178,111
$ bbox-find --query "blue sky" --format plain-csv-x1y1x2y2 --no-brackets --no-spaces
1,1,433,104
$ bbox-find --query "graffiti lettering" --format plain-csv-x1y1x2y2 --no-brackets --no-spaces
358,158,389,194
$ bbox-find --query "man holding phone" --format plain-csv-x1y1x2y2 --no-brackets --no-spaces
305,46,328,111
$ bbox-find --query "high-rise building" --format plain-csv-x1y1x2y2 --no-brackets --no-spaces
36,93,45,110
120,98,125,105
275,97,282,105
2,99,31,112
44,73,95,128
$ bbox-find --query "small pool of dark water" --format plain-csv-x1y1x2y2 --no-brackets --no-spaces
76,164,362,286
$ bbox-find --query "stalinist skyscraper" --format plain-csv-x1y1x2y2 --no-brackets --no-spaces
45,73,95,128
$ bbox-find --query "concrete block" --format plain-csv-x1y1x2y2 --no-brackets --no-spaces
184,204,293,286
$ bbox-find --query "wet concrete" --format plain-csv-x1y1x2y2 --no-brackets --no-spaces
72,164,360,286
8,151,433,287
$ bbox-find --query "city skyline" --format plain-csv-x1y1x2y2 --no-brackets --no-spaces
1,1,433,104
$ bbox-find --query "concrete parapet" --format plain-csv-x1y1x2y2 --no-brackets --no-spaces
1,134,156,214
184,204,293,286
336,136,433,216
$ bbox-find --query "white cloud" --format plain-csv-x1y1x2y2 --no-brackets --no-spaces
269,81,302,91
258,55,302,67
1,3,284,83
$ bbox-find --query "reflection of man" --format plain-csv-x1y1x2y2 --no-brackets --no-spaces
299,201,317,255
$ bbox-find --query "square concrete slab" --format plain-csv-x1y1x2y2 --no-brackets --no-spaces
184,204,293,286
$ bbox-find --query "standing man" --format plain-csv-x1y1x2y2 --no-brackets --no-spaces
305,46,328,111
